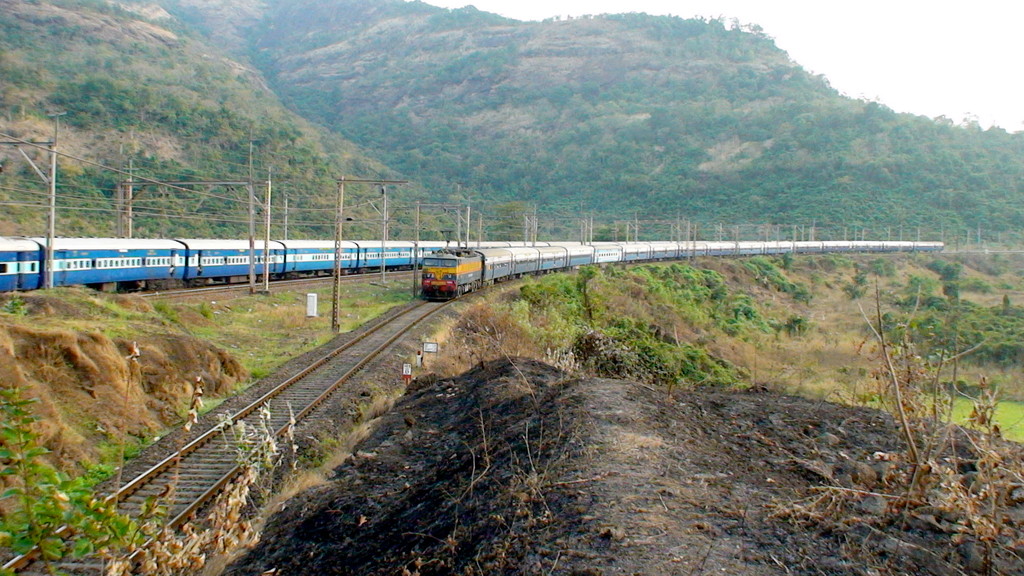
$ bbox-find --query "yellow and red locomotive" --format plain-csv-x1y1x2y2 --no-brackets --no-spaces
420,250,483,299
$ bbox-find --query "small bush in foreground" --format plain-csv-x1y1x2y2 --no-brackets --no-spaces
0,388,137,572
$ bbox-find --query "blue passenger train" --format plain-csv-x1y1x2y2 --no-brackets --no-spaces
419,240,945,299
0,236,944,294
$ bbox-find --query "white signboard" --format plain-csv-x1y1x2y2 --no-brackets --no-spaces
422,342,439,353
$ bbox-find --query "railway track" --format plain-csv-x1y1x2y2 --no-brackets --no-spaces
143,271,414,302
6,298,450,575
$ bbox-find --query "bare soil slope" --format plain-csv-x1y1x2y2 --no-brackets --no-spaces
0,290,247,472
226,359,1021,575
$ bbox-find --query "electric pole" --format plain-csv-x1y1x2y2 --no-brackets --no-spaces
45,113,64,289
332,177,345,332
330,177,407,332
412,202,421,298
248,140,256,294
0,128,59,288
381,184,387,284
283,192,289,240
262,167,272,294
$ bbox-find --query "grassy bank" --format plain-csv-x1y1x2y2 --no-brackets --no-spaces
168,281,415,379
432,254,1024,442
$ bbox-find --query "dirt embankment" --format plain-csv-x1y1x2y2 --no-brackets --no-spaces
0,292,247,473
225,358,1024,576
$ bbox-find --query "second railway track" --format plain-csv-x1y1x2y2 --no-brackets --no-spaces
143,270,414,302
7,298,451,575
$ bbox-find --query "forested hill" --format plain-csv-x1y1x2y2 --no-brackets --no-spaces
0,0,392,239
236,0,1024,238
2,0,1023,241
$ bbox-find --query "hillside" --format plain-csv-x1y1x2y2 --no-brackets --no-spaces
0,289,247,474
4,251,1024,572
225,359,1024,576
3,0,1024,240
0,0,396,239
223,252,1024,575
240,0,1024,238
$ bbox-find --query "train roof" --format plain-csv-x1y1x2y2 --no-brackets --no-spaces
0,237,42,252
348,240,416,249
28,237,187,250
535,246,569,254
562,244,597,254
471,247,515,259
173,239,285,250
277,240,359,250
481,245,548,256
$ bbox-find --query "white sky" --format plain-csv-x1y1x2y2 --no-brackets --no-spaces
422,0,1024,132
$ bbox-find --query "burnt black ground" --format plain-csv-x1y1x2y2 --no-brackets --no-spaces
224,358,1024,576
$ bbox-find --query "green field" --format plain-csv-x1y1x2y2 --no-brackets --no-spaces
952,398,1024,442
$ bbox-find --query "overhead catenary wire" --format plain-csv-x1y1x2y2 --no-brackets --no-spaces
2,185,343,225
0,130,267,206
5,132,718,239
0,183,50,196
4,177,342,211
1,130,419,218
11,187,122,203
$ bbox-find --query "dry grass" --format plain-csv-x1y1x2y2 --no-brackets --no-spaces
706,255,1024,417
774,318,1024,575
429,296,544,379
184,282,414,378
250,391,399,541
358,394,396,422
419,314,467,378
0,281,413,480
260,421,372,511
428,255,1024,439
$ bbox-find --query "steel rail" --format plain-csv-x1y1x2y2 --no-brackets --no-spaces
144,270,413,301
158,299,449,531
5,299,450,574
113,299,437,505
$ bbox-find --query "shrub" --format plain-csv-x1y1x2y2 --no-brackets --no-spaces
2,295,28,316
926,259,963,281
869,258,896,277
782,315,810,336
582,318,740,388
902,275,939,305
960,276,994,294
902,299,1024,367
0,388,137,565
743,257,813,303
152,301,180,323
473,263,757,389
843,282,866,300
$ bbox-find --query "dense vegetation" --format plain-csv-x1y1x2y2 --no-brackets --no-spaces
248,0,1024,240
0,0,394,239
890,258,1024,369
2,0,1024,242
452,262,800,389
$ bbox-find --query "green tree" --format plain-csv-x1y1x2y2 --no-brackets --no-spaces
0,388,137,571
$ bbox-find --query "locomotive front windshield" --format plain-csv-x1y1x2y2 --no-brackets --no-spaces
422,257,457,267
